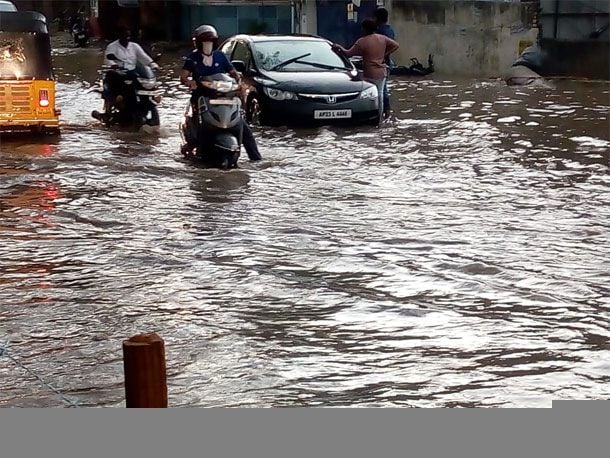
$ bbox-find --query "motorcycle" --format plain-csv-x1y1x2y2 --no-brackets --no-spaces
350,54,435,77
91,53,163,130
180,73,243,169
71,16,89,48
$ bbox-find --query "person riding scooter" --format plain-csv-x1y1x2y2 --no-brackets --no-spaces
179,24,262,162
103,28,159,116
92,28,162,128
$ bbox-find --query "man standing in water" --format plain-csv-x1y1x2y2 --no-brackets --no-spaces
333,19,399,126
374,7,396,119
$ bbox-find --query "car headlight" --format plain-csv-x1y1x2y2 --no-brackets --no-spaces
263,87,297,101
359,85,378,99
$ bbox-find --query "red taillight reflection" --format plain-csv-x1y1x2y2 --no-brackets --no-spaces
45,187,60,200
39,89,50,107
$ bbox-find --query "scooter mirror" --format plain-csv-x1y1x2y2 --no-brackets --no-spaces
106,53,118,61
231,60,246,73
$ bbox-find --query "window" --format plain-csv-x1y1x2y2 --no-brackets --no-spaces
219,40,235,59
231,41,252,71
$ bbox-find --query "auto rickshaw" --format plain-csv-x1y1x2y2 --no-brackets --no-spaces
0,11,60,134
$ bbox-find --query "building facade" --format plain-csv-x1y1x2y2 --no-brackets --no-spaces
85,0,607,78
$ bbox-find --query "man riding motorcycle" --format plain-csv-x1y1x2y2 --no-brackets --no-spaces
100,28,160,123
179,25,262,161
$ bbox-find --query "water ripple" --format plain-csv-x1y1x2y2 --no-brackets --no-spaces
1,51,609,407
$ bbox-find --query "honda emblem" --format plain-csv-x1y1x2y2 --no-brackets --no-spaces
326,95,336,104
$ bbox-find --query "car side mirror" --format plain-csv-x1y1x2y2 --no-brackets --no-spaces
232,60,246,73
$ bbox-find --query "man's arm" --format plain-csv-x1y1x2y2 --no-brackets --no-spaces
103,42,116,66
179,67,198,90
218,52,241,83
133,42,154,67
384,36,399,56
333,39,362,58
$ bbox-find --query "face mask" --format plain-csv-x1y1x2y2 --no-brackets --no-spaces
201,42,213,55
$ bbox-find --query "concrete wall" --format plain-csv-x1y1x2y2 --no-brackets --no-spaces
390,0,539,77
300,0,318,35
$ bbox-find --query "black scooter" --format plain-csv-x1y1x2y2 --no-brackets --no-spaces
71,16,89,48
91,53,163,130
180,74,243,169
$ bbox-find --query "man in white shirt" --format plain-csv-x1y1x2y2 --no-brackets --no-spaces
100,28,159,121
104,28,159,73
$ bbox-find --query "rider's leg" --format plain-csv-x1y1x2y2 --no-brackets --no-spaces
123,70,139,113
383,80,391,117
241,120,262,161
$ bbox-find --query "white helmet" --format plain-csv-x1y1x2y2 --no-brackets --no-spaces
193,25,218,46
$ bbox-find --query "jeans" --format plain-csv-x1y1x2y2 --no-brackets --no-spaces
366,77,386,126
384,62,394,114
383,79,390,113
241,121,262,161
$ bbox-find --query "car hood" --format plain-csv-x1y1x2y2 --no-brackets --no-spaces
259,70,370,94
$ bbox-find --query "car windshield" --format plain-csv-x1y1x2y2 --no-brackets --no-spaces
253,40,350,72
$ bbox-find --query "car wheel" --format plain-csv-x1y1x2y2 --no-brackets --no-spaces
247,97,264,126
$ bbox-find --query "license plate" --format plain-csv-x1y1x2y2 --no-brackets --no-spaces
314,109,352,119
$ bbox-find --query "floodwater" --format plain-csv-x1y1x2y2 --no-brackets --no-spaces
1,45,609,407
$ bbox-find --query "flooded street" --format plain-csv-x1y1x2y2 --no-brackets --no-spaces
1,45,609,407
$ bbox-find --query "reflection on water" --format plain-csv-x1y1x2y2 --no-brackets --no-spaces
1,49,609,407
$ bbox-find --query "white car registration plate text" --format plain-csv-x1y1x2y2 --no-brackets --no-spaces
314,109,352,119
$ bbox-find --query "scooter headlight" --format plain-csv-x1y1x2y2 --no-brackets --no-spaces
359,85,378,100
263,87,297,101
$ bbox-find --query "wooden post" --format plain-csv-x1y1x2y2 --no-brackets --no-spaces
122,333,168,408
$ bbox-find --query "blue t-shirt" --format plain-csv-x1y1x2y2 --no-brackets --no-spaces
377,23,395,40
183,50,234,80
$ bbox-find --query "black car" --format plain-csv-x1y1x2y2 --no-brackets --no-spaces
218,34,379,126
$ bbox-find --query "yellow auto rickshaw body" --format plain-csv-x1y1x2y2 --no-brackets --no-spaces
0,10,60,134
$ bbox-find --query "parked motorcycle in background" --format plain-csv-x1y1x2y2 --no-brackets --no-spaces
70,13,89,48
91,53,163,131
180,73,243,169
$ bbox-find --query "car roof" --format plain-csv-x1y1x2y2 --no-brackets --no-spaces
0,0,17,12
228,34,330,44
